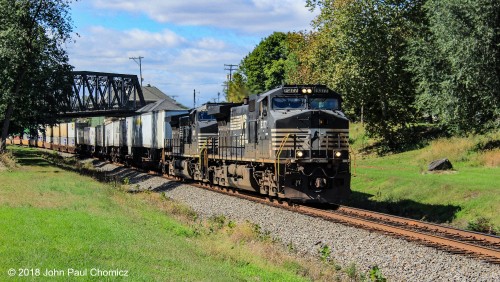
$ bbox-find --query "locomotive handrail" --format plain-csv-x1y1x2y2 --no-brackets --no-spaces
275,133,291,184
198,139,209,165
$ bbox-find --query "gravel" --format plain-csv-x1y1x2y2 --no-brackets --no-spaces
91,160,500,281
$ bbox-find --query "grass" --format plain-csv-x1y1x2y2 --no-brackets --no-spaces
0,146,346,281
348,124,500,232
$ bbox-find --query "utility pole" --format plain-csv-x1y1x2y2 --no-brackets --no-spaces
129,56,144,87
224,64,238,82
193,89,196,108
217,92,220,103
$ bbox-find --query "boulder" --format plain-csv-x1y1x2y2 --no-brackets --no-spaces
428,158,453,171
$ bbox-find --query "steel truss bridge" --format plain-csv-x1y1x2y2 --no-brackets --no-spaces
60,71,146,118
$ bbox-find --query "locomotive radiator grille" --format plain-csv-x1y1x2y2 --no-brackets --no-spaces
198,133,218,152
271,128,349,153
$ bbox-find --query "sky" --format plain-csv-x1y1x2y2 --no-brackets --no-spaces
67,0,319,108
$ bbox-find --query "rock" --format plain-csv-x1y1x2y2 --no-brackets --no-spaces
428,158,453,171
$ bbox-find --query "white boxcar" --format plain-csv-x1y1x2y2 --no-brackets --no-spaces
76,123,86,145
104,122,114,148
44,126,52,144
112,119,126,147
89,127,96,146
52,124,60,145
67,122,76,148
140,110,188,149
60,123,68,148
130,115,142,148
83,127,91,145
96,125,104,147
126,116,134,154
141,113,153,148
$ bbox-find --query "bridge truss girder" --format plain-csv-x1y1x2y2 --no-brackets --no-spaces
62,71,146,117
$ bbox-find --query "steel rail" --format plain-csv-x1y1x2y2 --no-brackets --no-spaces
335,205,500,248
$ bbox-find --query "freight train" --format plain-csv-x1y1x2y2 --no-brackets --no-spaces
12,85,351,203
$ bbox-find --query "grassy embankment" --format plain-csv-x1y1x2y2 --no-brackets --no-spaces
0,146,343,281
349,124,499,232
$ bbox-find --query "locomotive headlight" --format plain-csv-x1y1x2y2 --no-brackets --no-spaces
334,151,342,158
296,151,304,158
301,88,307,94
307,88,312,94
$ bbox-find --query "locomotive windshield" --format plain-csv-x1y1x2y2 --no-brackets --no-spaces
198,111,215,121
309,97,339,110
272,97,306,110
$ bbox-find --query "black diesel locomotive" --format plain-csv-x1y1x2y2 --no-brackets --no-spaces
162,85,351,203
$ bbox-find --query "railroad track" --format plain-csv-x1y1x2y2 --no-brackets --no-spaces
181,180,500,265
37,149,500,265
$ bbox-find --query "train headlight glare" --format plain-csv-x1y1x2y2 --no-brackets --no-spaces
334,151,342,158
296,151,304,157
301,88,307,94
307,88,312,94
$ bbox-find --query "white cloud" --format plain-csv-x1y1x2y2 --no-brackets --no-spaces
90,0,317,34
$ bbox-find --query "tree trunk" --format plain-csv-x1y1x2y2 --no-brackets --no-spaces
1,103,14,153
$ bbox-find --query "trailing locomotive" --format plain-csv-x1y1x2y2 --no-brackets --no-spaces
23,84,351,204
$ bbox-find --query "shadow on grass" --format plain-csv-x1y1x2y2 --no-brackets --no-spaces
10,146,185,195
9,146,52,167
346,191,461,224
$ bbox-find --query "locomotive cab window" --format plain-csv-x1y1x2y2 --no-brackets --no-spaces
309,98,339,110
198,111,215,121
272,97,306,110
259,97,268,117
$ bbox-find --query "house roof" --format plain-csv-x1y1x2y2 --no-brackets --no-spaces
141,86,168,101
136,85,188,112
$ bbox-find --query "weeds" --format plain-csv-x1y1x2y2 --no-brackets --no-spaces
123,176,130,185
368,265,387,282
0,151,17,171
345,262,364,281
208,215,227,233
467,217,498,235
319,244,331,262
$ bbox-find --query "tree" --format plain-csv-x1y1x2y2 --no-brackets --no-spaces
239,32,289,94
406,0,500,134
226,72,248,103
306,0,425,148
0,0,74,152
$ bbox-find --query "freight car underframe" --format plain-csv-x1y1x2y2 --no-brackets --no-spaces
161,141,350,204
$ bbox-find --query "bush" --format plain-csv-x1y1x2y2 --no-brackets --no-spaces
467,218,498,235
0,151,17,171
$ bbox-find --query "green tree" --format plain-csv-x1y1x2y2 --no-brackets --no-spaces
406,0,500,134
306,0,425,148
239,32,289,94
226,72,248,103
0,0,74,152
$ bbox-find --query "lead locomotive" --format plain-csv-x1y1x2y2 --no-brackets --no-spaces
163,85,351,203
